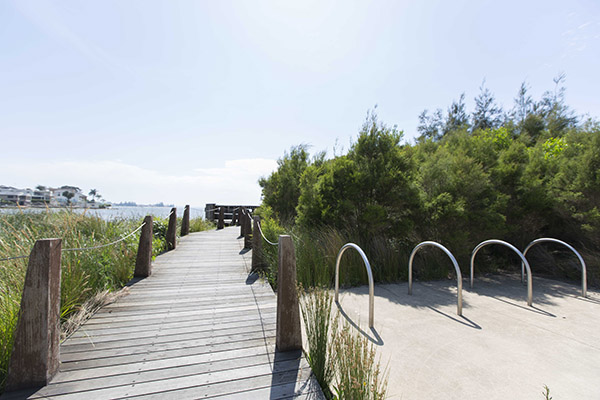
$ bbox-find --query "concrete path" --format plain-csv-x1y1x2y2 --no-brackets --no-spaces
336,274,600,400
2,227,322,400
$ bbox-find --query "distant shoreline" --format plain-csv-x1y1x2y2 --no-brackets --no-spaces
0,205,110,210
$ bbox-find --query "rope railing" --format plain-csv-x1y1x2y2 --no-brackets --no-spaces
0,222,147,262
62,222,146,252
242,208,283,246
256,219,278,246
0,254,30,262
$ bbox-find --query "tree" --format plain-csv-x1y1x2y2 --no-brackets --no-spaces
512,81,534,125
89,189,99,202
296,111,418,238
444,93,469,135
36,185,46,191
259,144,310,222
472,80,502,131
538,72,578,135
62,191,74,205
348,112,417,238
417,108,444,141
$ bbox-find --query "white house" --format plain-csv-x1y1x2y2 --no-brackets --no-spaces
50,186,87,206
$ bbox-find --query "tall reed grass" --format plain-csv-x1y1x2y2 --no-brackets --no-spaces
333,322,388,400
256,211,452,291
299,287,337,399
299,287,387,400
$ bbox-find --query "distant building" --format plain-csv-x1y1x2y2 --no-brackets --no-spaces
32,188,55,205
0,184,94,207
50,186,87,206
0,186,32,206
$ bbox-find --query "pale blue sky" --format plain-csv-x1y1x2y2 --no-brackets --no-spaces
1,0,599,206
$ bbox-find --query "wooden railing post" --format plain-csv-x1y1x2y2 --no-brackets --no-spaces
236,207,241,226
276,235,302,351
6,238,62,391
240,207,247,236
181,205,190,236
251,216,263,270
231,208,238,226
244,212,252,249
217,206,225,230
134,215,153,277
166,207,177,251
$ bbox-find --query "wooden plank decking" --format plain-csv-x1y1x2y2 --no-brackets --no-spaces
4,227,323,399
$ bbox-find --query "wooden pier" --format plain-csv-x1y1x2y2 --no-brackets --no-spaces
3,227,322,399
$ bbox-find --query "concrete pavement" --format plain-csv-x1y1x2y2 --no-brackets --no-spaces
336,274,600,399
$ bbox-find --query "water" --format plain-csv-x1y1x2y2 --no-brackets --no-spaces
0,206,207,221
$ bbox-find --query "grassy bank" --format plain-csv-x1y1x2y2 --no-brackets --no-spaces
0,210,212,391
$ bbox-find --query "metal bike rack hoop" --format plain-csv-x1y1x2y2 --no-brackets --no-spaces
470,239,533,306
408,241,463,316
335,243,375,328
523,238,587,297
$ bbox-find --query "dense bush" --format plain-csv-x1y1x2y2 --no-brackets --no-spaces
259,78,600,288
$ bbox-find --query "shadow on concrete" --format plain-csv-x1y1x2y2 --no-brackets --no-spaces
470,274,593,316
336,301,384,345
335,273,597,335
574,295,600,305
489,295,557,317
365,280,464,311
239,248,250,255
426,306,482,329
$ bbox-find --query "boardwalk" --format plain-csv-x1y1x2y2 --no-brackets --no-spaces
4,227,322,399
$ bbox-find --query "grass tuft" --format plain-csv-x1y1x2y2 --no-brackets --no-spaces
333,321,388,400
300,287,337,399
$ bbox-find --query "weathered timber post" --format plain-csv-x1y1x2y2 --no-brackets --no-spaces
231,208,238,226
236,208,241,226
217,207,225,230
244,211,252,249
181,205,190,236
134,215,153,277
251,216,263,270
276,235,302,351
6,238,62,391
166,207,177,251
240,207,247,237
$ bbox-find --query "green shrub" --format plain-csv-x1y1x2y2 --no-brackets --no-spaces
189,217,214,233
